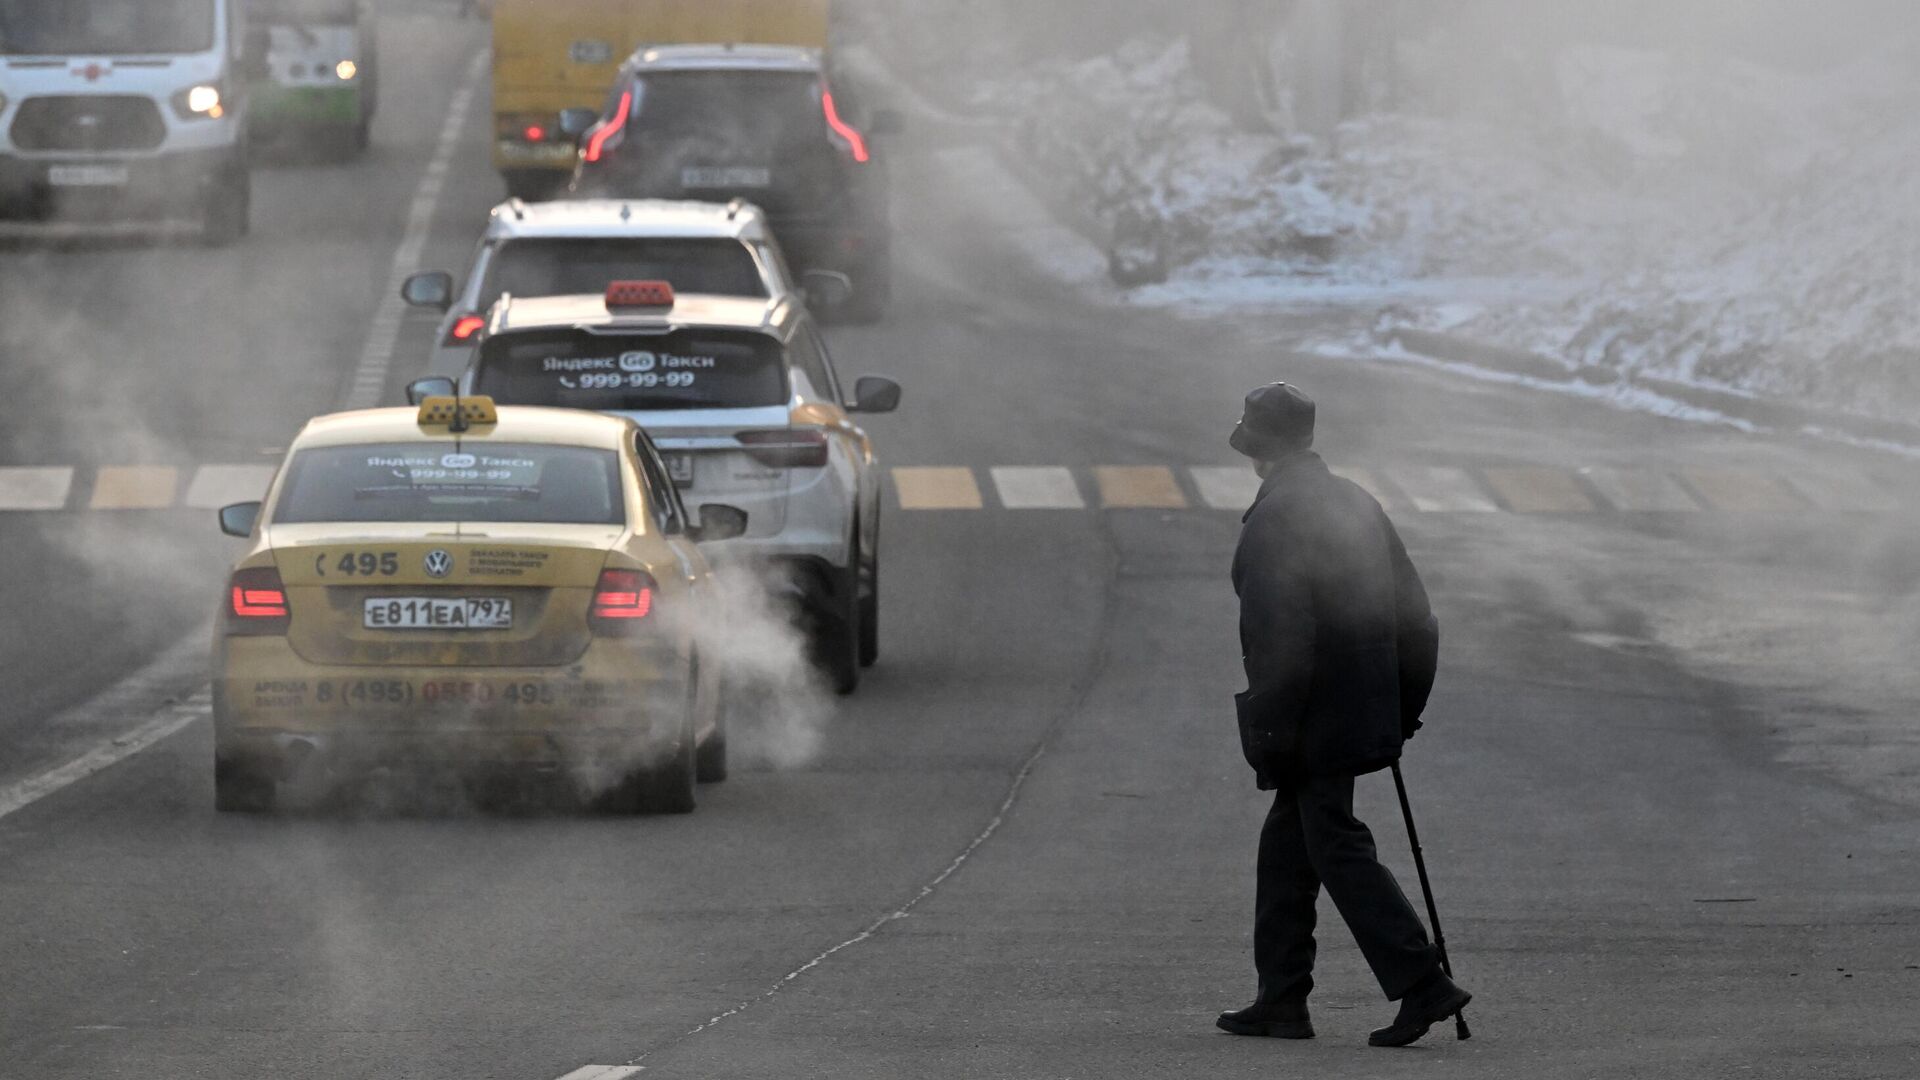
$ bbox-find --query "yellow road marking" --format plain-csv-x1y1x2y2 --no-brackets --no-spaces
184,465,277,510
1681,468,1805,512
1785,472,1902,513
1582,468,1699,511
1095,466,1187,509
90,466,178,510
893,467,983,510
1484,467,1596,513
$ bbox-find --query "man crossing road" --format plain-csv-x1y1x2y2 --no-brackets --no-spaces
1217,382,1474,1048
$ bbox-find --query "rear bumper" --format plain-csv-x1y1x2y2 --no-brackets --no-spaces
772,218,890,276
215,636,690,772
0,146,243,219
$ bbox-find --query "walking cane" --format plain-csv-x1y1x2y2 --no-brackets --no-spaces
1390,762,1471,1041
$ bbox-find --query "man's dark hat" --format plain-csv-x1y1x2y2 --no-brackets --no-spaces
1230,383,1316,459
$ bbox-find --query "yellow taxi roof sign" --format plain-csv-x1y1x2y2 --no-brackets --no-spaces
417,396,500,430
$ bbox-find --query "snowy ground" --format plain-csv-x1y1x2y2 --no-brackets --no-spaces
968,35,1920,426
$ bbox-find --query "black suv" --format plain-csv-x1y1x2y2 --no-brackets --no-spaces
565,44,898,322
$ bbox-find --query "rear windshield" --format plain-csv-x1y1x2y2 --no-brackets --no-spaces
274,442,625,526
0,0,216,55
480,238,765,309
627,71,823,157
475,329,789,412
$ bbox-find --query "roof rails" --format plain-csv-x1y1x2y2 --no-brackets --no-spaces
505,197,528,222
726,197,749,221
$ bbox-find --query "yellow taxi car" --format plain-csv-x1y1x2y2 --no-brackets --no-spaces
211,395,745,814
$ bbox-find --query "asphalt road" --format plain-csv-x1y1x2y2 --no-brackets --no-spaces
3,10,1918,1080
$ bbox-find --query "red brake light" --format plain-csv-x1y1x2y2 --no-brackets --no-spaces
591,568,656,629
446,314,486,344
524,124,547,142
821,91,869,164
584,90,631,163
737,428,830,469
227,566,290,635
606,280,674,310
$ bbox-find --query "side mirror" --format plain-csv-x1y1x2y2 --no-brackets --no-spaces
848,375,901,414
799,269,854,310
219,501,262,538
401,270,454,313
406,377,457,406
558,108,600,141
690,504,749,543
869,109,905,137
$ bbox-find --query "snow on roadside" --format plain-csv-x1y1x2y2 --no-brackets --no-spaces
977,35,1920,424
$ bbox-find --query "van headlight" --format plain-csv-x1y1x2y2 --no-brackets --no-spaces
335,60,358,81
172,83,226,120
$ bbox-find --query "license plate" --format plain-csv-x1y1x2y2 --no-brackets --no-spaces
47,164,130,187
364,597,513,631
664,452,695,487
682,166,770,189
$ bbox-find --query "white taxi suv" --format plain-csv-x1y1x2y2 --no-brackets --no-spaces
399,197,855,381
413,280,899,694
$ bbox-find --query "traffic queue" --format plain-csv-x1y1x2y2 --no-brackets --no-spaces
204,0,903,814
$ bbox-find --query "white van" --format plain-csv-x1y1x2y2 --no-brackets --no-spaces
0,0,253,243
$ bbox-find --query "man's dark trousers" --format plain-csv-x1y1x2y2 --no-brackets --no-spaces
1255,772,1438,1004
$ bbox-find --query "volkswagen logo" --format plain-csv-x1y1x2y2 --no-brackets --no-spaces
424,550,454,579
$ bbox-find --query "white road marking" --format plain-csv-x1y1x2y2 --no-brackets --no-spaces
184,465,277,510
1189,466,1261,511
0,466,74,510
338,49,488,411
553,1068,644,1080
1386,467,1501,512
1582,468,1700,512
1329,466,1398,510
990,466,1085,509
0,688,208,823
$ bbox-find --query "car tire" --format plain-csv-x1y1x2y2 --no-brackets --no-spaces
844,256,892,325
200,166,249,247
858,517,880,669
639,730,698,814
696,671,728,784
811,551,861,696
214,756,276,813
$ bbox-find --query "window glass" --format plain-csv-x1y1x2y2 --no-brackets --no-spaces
632,435,684,534
474,329,790,412
0,0,216,54
274,442,624,526
479,238,767,309
788,324,839,400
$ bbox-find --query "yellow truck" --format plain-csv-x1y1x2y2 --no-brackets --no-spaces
491,0,831,198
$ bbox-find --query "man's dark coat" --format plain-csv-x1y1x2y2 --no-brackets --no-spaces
1232,452,1439,787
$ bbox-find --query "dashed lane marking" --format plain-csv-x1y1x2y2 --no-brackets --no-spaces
990,466,1085,509
0,467,74,511
1095,466,1187,509
893,467,984,510
184,465,277,510
1385,467,1500,513
1484,467,1597,513
1785,471,1903,513
89,466,178,510
1681,468,1808,512
1190,466,1261,511
1329,465,1398,510
339,49,488,412
1581,468,1701,512
553,1068,643,1080
0,683,209,823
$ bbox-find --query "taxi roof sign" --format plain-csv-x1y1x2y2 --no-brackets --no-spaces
606,280,675,311
417,395,499,430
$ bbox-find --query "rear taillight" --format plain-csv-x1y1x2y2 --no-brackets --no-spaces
822,91,869,163
227,567,290,636
444,314,485,345
497,113,552,143
590,568,656,633
584,90,632,163
737,429,830,469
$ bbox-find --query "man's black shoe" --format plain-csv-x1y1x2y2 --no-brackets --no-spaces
1216,999,1314,1039
1368,971,1472,1047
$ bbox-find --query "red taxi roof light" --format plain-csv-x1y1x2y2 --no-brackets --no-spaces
447,314,486,344
821,91,869,164
606,280,675,310
591,569,657,626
